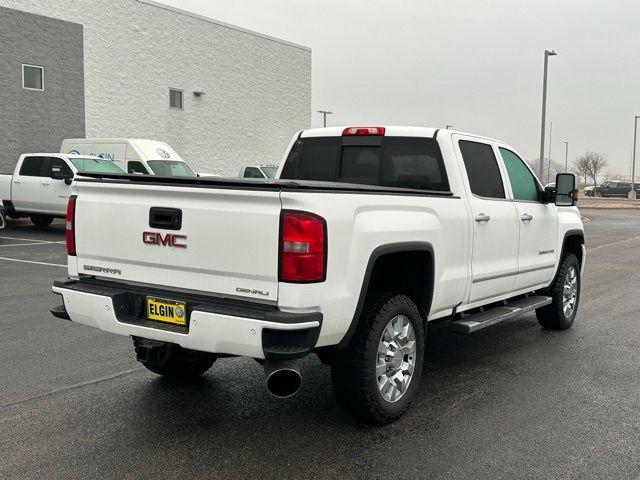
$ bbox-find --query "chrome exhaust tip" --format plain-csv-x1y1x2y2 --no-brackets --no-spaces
264,361,302,399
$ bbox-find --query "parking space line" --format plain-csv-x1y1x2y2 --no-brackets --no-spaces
587,235,640,252
0,242,63,248
0,256,66,268
0,235,63,243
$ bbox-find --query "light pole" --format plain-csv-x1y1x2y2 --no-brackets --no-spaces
317,110,333,128
630,115,639,199
539,49,557,181
564,141,569,172
547,121,553,184
445,124,453,129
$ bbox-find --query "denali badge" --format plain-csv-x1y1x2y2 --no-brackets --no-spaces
142,231,187,248
236,287,270,297
83,265,122,275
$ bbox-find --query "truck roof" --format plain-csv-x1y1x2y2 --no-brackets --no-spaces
299,126,502,144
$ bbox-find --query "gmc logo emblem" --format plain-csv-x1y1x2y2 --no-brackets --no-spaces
142,231,187,248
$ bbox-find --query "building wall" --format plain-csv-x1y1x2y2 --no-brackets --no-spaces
0,0,311,175
0,6,85,172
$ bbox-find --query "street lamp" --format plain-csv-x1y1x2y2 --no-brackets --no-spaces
539,49,557,180
564,141,569,172
630,115,639,199
317,110,333,128
547,121,553,184
445,124,453,129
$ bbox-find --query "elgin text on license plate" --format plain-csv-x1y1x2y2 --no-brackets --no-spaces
147,297,187,326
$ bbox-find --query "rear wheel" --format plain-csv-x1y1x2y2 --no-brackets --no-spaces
536,253,580,330
331,293,425,424
30,214,54,227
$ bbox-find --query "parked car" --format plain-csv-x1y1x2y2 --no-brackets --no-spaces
239,165,278,179
583,186,595,196
594,180,640,197
51,126,584,424
0,205,5,230
61,138,196,177
0,153,124,227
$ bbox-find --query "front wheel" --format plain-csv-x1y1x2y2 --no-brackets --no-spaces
536,253,581,330
30,214,54,227
331,293,425,424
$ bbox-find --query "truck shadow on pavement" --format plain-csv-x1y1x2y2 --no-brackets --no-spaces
124,312,561,431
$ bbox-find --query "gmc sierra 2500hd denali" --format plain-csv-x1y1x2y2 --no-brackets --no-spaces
51,126,584,424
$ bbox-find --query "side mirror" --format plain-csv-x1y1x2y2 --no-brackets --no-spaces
51,166,73,185
555,173,577,206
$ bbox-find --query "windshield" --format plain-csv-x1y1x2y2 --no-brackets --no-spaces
261,166,278,178
147,160,196,177
70,157,125,174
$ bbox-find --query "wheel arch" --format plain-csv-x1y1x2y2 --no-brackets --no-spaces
336,242,434,349
561,229,584,266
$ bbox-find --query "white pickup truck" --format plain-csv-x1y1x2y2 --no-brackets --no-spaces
50,126,584,424
1,153,124,226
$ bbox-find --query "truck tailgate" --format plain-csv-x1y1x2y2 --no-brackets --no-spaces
72,181,281,302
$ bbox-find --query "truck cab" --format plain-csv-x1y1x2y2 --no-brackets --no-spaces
1,153,124,226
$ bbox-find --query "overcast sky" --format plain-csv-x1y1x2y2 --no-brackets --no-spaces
158,0,640,175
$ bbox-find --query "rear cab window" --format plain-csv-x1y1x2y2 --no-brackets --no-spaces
280,135,450,192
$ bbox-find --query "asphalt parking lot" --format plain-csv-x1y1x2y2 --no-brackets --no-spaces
1,210,639,480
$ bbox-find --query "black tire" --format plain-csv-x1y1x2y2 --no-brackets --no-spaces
30,214,54,227
536,253,581,330
140,346,215,380
331,293,425,424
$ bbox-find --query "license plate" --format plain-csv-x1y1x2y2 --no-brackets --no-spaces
147,297,187,326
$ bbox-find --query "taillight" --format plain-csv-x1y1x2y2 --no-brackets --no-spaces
66,195,77,256
342,126,385,136
279,211,326,283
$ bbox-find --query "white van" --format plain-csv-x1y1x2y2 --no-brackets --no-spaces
60,138,196,177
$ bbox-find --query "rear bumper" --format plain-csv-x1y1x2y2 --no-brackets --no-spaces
51,278,322,360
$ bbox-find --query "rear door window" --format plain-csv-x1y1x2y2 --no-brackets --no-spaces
19,157,46,177
280,136,449,191
458,140,505,199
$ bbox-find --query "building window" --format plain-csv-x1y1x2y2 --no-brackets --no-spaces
22,64,44,91
169,89,183,110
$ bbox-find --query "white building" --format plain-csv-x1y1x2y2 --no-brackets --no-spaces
0,0,311,175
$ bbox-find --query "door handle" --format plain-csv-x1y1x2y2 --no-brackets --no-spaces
475,213,491,223
13,179,21,184
42,180,50,186
520,213,533,222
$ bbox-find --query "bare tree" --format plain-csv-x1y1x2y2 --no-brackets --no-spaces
572,156,591,186
575,151,608,186
527,157,565,184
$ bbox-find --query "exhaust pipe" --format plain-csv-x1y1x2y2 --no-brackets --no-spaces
264,360,302,399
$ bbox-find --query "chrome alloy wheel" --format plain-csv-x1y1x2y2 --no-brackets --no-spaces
562,265,578,318
376,315,417,403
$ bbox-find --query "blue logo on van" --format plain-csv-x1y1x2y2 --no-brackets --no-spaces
156,148,171,159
